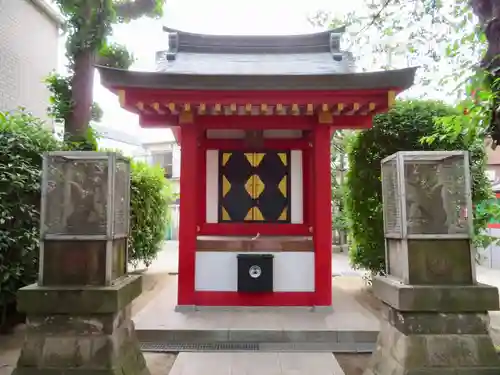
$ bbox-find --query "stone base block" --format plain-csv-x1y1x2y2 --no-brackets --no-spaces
12,276,149,375
16,275,142,314
364,319,500,375
13,307,150,375
373,276,500,312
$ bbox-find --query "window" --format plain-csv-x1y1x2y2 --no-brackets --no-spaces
151,151,173,178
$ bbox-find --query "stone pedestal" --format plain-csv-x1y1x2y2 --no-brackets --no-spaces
369,151,500,374
12,275,150,375
364,276,500,375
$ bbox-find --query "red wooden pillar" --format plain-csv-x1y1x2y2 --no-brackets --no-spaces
312,124,332,306
177,124,198,306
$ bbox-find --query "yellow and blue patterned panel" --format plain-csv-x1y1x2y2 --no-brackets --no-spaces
219,151,290,223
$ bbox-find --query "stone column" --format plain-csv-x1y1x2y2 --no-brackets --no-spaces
365,151,500,375
13,152,150,375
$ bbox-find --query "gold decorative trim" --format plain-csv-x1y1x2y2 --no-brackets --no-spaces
388,90,396,108
318,111,333,124
306,104,313,115
347,103,360,115
152,102,163,114
276,103,285,115
335,103,345,115
118,90,126,107
214,103,222,115
179,110,194,124
260,103,268,115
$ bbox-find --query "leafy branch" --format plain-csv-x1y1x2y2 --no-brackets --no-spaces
47,0,165,148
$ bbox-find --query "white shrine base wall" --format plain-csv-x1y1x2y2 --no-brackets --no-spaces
205,149,303,224
195,251,315,292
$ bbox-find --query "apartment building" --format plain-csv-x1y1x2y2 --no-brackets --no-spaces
0,0,63,126
139,140,181,240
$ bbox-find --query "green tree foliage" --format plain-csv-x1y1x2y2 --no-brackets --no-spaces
310,1,482,100
49,0,165,141
345,100,491,273
129,161,171,267
0,111,61,328
331,133,348,244
0,111,172,328
470,0,500,146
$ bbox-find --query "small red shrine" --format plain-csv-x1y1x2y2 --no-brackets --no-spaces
98,26,416,309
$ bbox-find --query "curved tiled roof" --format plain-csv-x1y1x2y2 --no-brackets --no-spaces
155,51,355,75
97,27,417,92
97,65,417,91
161,26,346,54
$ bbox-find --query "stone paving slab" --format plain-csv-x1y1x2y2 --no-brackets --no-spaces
133,277,379,332
133,277,379,351
169,352,345,375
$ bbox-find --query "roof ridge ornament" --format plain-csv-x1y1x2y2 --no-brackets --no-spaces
160,25,347,54
329,31,342,53
167,32,179,61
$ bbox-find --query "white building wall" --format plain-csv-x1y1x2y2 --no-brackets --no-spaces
0,0,60,126
98,137,146,158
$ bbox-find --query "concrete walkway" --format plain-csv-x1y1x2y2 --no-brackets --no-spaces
170,352,345,375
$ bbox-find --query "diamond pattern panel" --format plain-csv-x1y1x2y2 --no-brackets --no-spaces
219,151,290,223
219,152,254,222
256,152,289,222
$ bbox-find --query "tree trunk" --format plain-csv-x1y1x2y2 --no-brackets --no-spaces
66,49,95,139
65,1,95,140
472,0,500,145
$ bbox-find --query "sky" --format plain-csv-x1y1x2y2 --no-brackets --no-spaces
91,0,365,143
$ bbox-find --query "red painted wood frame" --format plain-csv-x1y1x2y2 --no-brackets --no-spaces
177,122,333,307
197,136,311,236
312,124,332,306
487,193,500,229
177,124,199,305
119,88,394,108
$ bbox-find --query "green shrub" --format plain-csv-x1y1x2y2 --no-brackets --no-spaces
345,100,490,273
0,111,61,325
128,161,171,267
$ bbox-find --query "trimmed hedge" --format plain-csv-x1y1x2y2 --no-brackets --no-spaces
128,160,171,267
0,111,172,330
345,100,490,273
0,111,61,328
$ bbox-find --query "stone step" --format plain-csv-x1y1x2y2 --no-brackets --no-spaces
140,341,375,353
137,329,378,353
168,352,346,375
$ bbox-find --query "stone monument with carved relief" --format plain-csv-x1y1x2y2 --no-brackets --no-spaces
364,151,500,375
13,151,149,375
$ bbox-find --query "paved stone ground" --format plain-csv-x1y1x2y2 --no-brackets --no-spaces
169,352,345,375
3,242,500,375
476,264,500,345
133,275,378,332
